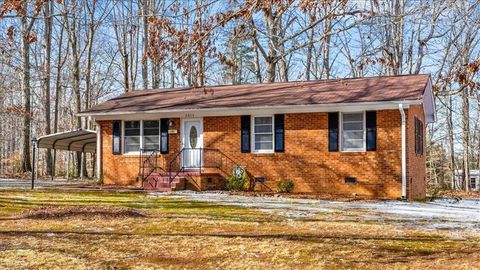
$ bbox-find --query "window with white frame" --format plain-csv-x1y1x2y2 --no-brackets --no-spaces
253,116,274,152
124,121,141,153
341,112,365,152
143,120,160,151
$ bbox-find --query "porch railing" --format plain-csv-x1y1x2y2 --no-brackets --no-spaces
139,148,166,182
168,148,238,183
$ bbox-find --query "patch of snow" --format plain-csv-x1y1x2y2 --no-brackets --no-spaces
149,191,480,231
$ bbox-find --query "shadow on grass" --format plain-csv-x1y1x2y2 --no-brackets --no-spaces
0,229,464,243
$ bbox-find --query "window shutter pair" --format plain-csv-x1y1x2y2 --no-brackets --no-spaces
241,115,284,152
111,119,169,154
328,111,376,152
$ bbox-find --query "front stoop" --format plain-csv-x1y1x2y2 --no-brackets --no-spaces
142,171,226,191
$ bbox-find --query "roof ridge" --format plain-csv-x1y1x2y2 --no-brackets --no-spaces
120,74,431,94
80,74,431,115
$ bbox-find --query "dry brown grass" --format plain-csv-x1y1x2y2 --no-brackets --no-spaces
0,189,479,269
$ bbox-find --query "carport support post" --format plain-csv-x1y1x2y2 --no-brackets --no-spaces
51,149,55,181
31,138,37,189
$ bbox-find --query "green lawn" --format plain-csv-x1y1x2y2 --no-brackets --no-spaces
0,189,478,269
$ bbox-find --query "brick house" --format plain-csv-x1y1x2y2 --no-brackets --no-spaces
79,74,435,200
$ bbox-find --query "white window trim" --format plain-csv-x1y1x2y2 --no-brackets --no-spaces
340,111,366,152
122,120,161,155
251,115,275,154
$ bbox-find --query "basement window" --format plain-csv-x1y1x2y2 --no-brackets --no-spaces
345,177,357,184
254,177,266,183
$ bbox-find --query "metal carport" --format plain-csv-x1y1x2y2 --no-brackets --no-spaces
31,129,98,188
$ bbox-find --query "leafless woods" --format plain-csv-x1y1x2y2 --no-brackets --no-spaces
0,0,479,191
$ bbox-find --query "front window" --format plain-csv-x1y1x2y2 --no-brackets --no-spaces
253,116,274,152
124,121,141,153
123,120,162,153
143,120,160,151
341,112,365,152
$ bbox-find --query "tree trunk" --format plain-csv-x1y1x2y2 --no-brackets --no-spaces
53,24,65,179
43,0,53,176
462,88,470,191
321,7,332,79
65,4,83,177
265,59,276,83
20,16,32,173
305,25,314,81
249,19,262,83
252,38,262,83
447,94,456,189
83,1,97,178
141,0,149,89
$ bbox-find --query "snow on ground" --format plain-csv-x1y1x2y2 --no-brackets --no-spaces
150,191,480,231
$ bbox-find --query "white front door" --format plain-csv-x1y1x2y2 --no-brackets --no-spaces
182,119,203,168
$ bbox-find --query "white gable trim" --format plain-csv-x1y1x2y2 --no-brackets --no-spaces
423,79,436,123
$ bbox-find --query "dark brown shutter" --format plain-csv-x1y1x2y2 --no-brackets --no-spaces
419,119,424,155
328,112,339,152
415,117,418,154
366,111,377,151
274,114,285,152
160,119,169,154
112,121,121,155
241,116,250,153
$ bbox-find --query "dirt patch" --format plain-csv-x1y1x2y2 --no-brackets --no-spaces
432,190,480,199
14,205,146,220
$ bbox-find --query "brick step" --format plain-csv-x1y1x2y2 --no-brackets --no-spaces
147,176,181,183
143,172,187,191
142,170,225,191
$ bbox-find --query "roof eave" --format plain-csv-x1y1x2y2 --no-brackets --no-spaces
77,100,423,120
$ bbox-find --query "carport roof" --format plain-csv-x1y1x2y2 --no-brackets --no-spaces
36,129,96,153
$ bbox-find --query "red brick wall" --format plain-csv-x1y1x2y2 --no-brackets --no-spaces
406,105,427,200
98,107,427,199
98,118,181,186
203,111,402,198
